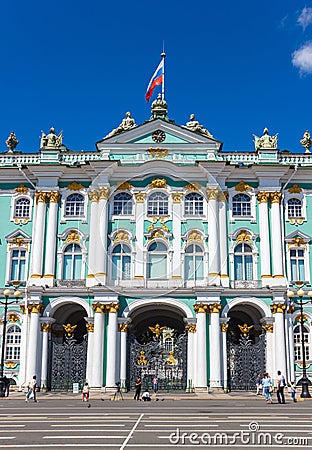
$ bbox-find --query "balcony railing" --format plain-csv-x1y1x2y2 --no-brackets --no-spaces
230,280,262,289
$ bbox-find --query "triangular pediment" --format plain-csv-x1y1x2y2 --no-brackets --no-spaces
285,230,311,242
5,229,32,242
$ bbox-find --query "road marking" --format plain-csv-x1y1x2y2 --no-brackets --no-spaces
43,435,125,439
0,425,25,427
120,413,144,450
144,424,218,427
50,424,125,427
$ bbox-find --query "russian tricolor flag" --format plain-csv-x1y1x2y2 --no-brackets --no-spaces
145,60,164,102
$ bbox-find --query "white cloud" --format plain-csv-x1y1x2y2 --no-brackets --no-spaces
292,42,312,74
298,7,312,30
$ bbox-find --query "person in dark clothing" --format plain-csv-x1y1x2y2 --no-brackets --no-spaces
3,376,10,397
134,377,142,401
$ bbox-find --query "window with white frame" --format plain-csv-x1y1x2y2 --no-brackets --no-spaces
14,198,30,219
294,324,310,361
112,243,131,280
10,249,26,281
65,193,85,217
147,192,168,216
290,248,305,281
184,193,204,216
113,193,133,215
147,241,168,278
62,243,82,279
5,324,21,361
232,194,251,217
184,243,204,280
288,198,303,218
234,243,253,280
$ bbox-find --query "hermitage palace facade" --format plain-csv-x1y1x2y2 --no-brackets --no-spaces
1,97,312,393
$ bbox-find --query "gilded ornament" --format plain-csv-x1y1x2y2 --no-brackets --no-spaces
98,187,110,200
41,323,52,332
150,229,165,239
66,231,80,244
270,192,282,203
86,323,94,333
92,302,105,313
7,313,19,323
295,314,307,323
89,190,99,202
150,178,167,189
262,324,274,333
220,324,229,332
107,303,120,313
270,303,287,314
137,350,148,365
149,323,166,339
147,147,168,159
206,188,219,200
209,303,222,314
288,184,302,194
256,192,270,203
11,238,26,248
187,231,202,244
288,237,306,250
116,181,133,191
4,361,17,369
193,303,209,314
20,305,27,314
114,231,129,243
238,323,253,337
49,192,61,203
235,181,252,192
62,323,77,337
217,191,228,202
27,303,44,314
35,192,48,204
166,350,177,366
134,192,146,203
118,324,129,332
185,324,196,333
235,230,251,245
15,184,29,194
171,193,183,203
185,182,201,192
67,182,84,191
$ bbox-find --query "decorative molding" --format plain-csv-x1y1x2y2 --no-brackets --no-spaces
295,314,307,323
288,184,302,194
116,181,132,191
185,324,196,333
9,238,29,251
187,231,202,244
27,303,44,314
287,237,306,250
220,323,229,332
113,231,129,243
194,303,209,314
256,192,270,203
41,323,52,332
262,324,274,333
62,323,77,337
235,230,251,245
270,303,287,314
4,361,17,369
147,147,168,159
15,184,29,194
235,181,252,192
92,302,105,313
171,192,183,203
185,182,201,192
7,313,19,323
106,303,120,313
98,187,110,200
118,323,130,332
67,182,84,191
88,190,99,202
217,191,228,202
49,192,61,203
35,191,48,204
238,323,253,337
150,178,167,189
86,323,94,333
134,192,146,203
209,303,222,314
270,192,282,204
206,188,219,200
65,230,80,244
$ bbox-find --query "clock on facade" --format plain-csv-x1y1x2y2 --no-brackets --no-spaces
152,130,166,143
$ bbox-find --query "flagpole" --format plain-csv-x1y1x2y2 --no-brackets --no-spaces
161,49,166,100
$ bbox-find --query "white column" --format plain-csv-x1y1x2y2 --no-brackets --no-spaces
194,304,208,390
30,193,47,279
86,191,99,287
96,187,110,285
134,193,146,281
171,193,183,279
186,323,196,391
18,306,29,390
218,193,228,287
26,304,42,382
105,304,119,388
43,193,60,286
92,304,104,388
119,323,129,391
209,304,222,388
40,319,55,390
207,189,220,285
85,320,94,386
263,323,274,380
220,323,228,391
272,302,287,384
287,309,295,383
270,193,284,280
257,193,271,282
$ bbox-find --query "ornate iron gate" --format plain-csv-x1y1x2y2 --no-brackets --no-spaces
48,334,87,391
128,332,187,391
227,334,266,391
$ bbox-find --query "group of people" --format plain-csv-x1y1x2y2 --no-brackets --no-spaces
256,371,296,404
134,376,158,401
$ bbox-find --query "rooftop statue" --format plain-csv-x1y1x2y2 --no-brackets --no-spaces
40,127,63,148
5,131,19,153
104,112,136,138
253,128,278,150
300,130,312,153
184,114,213,137
150,94,168,120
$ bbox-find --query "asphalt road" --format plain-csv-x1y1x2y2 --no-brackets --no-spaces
0,396,312,449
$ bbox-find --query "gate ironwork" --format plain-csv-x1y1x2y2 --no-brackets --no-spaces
227,334,266,391
48,334,87,391
128,332,187,391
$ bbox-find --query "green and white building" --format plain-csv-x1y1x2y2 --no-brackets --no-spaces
1,97,312,392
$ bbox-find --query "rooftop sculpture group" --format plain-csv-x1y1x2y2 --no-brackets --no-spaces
184,114,213,137
253,128,278,150
40,127,63,148
104,112,137,139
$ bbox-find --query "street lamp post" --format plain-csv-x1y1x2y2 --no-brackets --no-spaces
287,288,312,398
0,288,21,397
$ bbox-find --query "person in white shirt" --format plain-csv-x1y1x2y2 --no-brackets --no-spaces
277,370,286,404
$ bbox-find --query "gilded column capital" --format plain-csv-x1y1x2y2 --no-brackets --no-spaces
27,303,44,314
256,192,270,203
185,324,196,333
134,192,146,203
89,190,99,202
270,303,287,314
171,192,183,203
270,192,282,204
106,303,120,313
194,303,209,314
41,323,52,332
98,187,110,200
206,188,219,201
262,324,274,333
49,191,61,203
209,303,222,314
220,323,229,332
86,323,94,333
92,302,105,313
20,305,27,314
118,323,129,332
35,191,48,204
217,191,228,202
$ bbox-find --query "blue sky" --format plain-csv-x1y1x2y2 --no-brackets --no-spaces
1,1,312,153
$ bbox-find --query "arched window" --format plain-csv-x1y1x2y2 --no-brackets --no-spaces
5,325,21,361
294,324,310,361
288,198,302,218
113,193,133,215
147,241,167,279
14,198,30,218
184,244,204,280
290,248,305,281
63,243,82,280
184,193,204,216
112,243,131,280
234,243,253,280
65,193,85,217
10,249,26,281
232,194,251,216
147,192,168,216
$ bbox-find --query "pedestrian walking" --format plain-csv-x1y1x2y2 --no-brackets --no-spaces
289,381,297,402
256,374,262,395
153,376,158,393
276,370,286,404
3,376,10,397
262,372,273,404
134,376,142,401
25,375,38,403
82,383,90,402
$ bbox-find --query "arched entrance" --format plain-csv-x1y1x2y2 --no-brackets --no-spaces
127,303,188,392
48,302,87,391
227,303,266,391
